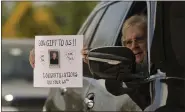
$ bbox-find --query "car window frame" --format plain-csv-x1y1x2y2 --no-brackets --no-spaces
112,1,133,46
77,2,117,47
88,1,132,49
83,7,107,47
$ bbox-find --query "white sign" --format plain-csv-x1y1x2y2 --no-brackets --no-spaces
34,35,83,87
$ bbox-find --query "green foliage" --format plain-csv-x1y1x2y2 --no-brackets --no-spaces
49,1,97,35
2,1,97,38
1,2,8,26
17,6,36,38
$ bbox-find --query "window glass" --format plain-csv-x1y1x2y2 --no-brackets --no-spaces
83,8,106,46
90,2,130,48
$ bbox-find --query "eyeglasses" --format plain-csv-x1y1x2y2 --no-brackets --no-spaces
123,36,146,47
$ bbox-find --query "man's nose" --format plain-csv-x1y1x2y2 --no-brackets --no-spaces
131,41,139,50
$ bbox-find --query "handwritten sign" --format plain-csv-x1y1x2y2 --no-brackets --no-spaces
34,35,83,87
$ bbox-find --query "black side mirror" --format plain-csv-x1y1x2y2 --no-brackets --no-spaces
87,46,150,95
87,46,141,82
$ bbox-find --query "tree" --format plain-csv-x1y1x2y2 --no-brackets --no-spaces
2,1,97,38
49,1,97,34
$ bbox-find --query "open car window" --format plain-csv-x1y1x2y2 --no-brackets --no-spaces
90,2,131,48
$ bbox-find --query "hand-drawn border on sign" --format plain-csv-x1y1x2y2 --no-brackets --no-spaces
48,49,60,69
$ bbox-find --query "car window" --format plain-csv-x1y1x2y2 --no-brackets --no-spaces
83,7,106,46
90,2,130,48
116,1,147,46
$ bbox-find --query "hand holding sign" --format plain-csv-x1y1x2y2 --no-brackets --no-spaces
29,48,35,68
34,35,83,88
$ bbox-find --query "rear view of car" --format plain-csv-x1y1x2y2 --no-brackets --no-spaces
2,39,49,111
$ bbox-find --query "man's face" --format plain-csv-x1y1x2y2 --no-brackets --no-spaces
124,25,147,63
52,52,57,59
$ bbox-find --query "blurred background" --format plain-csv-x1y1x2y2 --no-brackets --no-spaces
1,1,97,111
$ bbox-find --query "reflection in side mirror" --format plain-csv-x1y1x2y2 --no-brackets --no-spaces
87,46,138,82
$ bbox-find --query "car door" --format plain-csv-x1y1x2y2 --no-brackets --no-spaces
43,2,128,111
43,1,151,111
83,1,145,112
86,1,155,111
43,1,134,111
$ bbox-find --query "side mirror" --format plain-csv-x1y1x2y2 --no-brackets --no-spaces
87,46,142,82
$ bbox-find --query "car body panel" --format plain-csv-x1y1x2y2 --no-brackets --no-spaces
44,77,141,111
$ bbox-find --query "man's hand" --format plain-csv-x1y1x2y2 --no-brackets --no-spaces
29,48,35,68
81,47,89,64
